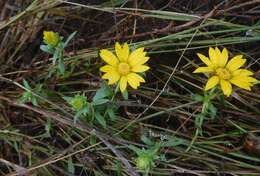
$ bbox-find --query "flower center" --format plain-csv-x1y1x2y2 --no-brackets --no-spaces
216,68,231,80
118,63,130,75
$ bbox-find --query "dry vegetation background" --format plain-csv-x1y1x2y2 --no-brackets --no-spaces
0,0,260,176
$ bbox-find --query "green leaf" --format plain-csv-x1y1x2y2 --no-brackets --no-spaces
40,45,53,54
13,141,19,152
195,113,205,129
52,51,60,64
107,108,116,120
64,31,77,48
141,135,154,146
193,94,204,102
93,83,112,102
149,143,161,155
63,96,72,103
35,84,43,92
92,98,109,106
18,92,31,104
122,89,128,100
162,137,185,147
82,105,90,116
74,111,82,124
58,58,65,74
159,154,167,162
90,135,97,145
95,112,106,128
68,157,75,174
116,160,122,176
128,145,142,155
31,96,38,106
23,79,31,89
208,102,217,119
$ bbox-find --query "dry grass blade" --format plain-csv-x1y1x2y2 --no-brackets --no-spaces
0,0,260,175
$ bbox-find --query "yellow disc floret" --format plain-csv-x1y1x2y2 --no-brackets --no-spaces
215,68,231,80
118,63,130,76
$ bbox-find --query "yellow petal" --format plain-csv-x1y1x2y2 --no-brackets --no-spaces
197,53,213,67
232,69,253,76
215,47,222,66
226,55,245,72
127,73,145,89
128,47,149,67
102,72,110,79
115,42,129,62
232,76,257,84
193,67,214,73
132,73,145,83
102,71,120,85
219,48,228,67
119,76,127,92
205,76,219,90
127,77,138,89
100,65,115,72
247,77,258,83
236,76,257,83
100,49,119,66
131,65,150,73
209,47,218,67
230,76,252,90
220,80,232,96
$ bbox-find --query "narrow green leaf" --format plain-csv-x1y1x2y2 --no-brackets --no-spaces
64,31,77,48
40,45,53,54
68,157,75,174
208,102,217,119
193,94,204,102
58,58,65,74
95,112,106,128
122,89,128,100
128,145,142,155
195,113,205,129
162,137,185,147
116,160,122,176
23,79,31,89
107,108,116,120
141,135,153,146
90,135,97,145
31,96,38,106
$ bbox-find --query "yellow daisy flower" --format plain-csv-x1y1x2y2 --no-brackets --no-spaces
194,47,257,96
100,42,150,93
43,31,59,47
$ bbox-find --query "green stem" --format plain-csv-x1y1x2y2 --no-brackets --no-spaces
186,88,219,152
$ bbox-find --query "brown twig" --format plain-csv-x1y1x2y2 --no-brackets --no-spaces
217,0,260,14
0,95,139,176
89,7,217,42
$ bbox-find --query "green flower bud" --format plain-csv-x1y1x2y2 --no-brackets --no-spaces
69,95,86,111
43,31,60,47
136,154,152,170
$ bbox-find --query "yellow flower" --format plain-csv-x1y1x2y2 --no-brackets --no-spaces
43,31,59,47
194,47,258,96
100,42,150,92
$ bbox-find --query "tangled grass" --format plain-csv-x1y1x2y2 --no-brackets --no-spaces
0,0,260,175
